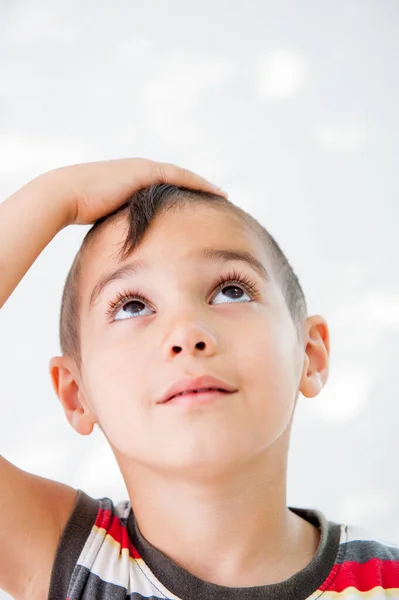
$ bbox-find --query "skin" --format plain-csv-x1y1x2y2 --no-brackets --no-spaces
50,203,330,587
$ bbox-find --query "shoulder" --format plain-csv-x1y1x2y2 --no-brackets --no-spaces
49,490,136,600
327,521,399,593
342,522,399,563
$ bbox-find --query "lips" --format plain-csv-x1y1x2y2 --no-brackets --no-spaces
159,375,237,404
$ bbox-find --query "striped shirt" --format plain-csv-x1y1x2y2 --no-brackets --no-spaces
49,489,399,599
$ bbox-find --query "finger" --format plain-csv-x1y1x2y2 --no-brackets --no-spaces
95,157,227,198
153,161,228,198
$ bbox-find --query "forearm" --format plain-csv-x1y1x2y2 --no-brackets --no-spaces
0,173,70,309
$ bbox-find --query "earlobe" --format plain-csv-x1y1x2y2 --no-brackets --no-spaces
299,315,330,399
49,355,96,436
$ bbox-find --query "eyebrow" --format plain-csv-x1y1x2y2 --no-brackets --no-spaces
88,247,270,309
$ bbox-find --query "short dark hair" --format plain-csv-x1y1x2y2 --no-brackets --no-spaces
59,185,308,366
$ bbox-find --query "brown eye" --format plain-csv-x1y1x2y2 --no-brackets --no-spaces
212,284,251,305
121,300,146,315
115,300,153,320
109,293,154,321
223,285,246,299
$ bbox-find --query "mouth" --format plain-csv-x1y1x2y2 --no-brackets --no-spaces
162,388,234,407
169,387,230,401
159,375,237,405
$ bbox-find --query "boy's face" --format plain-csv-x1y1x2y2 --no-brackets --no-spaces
76,203,306,477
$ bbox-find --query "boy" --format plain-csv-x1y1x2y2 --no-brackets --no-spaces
0,157,398,600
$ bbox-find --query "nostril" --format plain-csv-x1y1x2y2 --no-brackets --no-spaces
171,342,205,353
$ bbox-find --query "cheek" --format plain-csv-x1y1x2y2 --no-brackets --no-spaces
238,318,298,419
238,311,296,374
83,351,154,459
82,341,148,419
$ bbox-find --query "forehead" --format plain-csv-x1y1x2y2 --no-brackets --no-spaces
80,203,272,301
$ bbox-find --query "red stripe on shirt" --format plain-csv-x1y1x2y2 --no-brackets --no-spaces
322,558,399,592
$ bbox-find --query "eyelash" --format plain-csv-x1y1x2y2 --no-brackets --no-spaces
105,269,261,321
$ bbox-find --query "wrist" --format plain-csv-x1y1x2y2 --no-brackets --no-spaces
30,170,75,230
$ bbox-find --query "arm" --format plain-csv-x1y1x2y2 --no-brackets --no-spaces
0,173,70,309
0,174,78,598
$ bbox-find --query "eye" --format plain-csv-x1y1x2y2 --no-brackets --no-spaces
211,283,252,305
114,299,153,321
210,270,260,305
106,290,154,322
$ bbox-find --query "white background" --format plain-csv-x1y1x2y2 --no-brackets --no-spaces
1,1,398,597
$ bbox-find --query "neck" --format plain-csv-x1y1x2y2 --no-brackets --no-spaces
118,439,320,587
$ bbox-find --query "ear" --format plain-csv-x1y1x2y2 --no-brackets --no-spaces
299,315,330,399
49,355,97,435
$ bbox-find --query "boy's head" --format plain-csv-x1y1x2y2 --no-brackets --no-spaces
50,185,329,479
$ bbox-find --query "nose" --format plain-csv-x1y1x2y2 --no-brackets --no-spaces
162,321,218,359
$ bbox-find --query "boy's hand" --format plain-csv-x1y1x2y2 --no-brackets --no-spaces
44,157,225,227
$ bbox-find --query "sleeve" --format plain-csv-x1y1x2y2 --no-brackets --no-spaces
48,489,99,600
